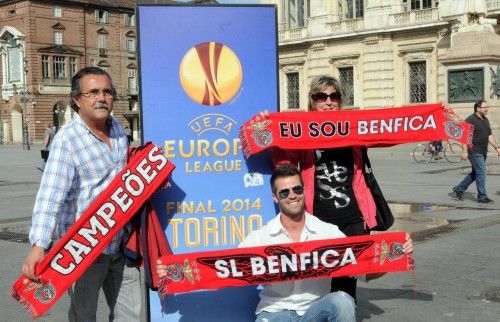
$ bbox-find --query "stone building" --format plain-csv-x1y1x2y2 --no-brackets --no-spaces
263,0,500,128
0,0,186,146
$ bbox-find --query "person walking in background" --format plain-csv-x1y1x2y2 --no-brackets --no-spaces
124,125,133,145
430,140,443,160
37,122,56,172
22,67,142,321
452,100,500,204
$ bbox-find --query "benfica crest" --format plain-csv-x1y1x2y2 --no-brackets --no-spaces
165,259,200,285
443,113,464,139
247,120,273,148
30,281,56,304
374,240,404,265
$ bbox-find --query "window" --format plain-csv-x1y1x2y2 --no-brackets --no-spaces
339,67,354,106
287,73,300,109
54,31,62,45
288,0,306,28
124,13,135,26
40,55,78,81
53,56,66,79
95,10,108,23
344,0,364,19
42,55,49,78
97,34,107,49
69,57,77,77
409,61,426,103
408,0,433,11
126,38,135,53
53,5,62,17
128,69,137,93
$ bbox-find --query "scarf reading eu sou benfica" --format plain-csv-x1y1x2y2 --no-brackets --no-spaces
239,103,473,158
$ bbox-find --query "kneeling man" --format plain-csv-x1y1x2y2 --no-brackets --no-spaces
158,163,413,322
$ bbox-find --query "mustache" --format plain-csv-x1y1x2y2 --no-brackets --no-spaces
95,102,109,110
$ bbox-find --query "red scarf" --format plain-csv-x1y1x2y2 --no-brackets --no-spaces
123,201,173,290
157,232,413,296
239,103,473,158
11,143,175,319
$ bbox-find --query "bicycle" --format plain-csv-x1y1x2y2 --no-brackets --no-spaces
412,141,464,164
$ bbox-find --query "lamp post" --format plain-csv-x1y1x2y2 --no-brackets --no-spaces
18,86,34,150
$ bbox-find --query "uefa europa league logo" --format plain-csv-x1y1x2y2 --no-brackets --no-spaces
179,42,243,106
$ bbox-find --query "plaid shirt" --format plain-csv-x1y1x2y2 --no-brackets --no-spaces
29,113,128,254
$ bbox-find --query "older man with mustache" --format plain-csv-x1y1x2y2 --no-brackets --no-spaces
22,67,141,321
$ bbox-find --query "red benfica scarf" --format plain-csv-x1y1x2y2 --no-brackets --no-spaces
10,143,175,319
239,103,473,158
157,232,413,296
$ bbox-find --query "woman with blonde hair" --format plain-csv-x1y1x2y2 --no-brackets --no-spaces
272,75,379,300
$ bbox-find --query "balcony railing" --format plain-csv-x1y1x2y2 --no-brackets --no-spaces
488,0,500,10
389,8,439,26
278,27,307,42
327,18,364,33
487,0,500,16
128,87,138,96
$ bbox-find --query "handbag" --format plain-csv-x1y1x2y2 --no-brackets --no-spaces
362,148,394,231
41,149,49,162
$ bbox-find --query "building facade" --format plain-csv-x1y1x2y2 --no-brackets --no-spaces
0,0,179,145
263,0,500,128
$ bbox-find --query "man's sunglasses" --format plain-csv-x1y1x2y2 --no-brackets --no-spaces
311,92,341,103
277,185,304,199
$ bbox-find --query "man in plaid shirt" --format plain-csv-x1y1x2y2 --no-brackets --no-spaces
21,67,141,321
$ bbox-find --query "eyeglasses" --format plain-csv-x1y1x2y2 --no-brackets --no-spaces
79,89,115,99
311,92,341,103
277,185,304,199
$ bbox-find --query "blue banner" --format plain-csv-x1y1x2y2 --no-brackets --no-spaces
137,5,278,321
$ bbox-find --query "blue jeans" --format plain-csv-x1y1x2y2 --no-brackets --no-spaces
255,291,356,322
68,252,142,322
454,152,488,199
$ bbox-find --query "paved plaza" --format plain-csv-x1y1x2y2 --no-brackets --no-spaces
0,143,499,321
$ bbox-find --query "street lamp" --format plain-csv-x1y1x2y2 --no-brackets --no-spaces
15,85,35,150
8,36,31,150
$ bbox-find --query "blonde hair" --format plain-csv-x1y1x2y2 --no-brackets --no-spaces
307,75,342,111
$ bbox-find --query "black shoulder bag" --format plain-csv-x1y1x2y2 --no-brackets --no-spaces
361,148,394,231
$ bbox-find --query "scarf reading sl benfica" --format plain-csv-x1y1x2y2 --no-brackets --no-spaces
239,103,473,158
11,143,175,319
157,232,413,296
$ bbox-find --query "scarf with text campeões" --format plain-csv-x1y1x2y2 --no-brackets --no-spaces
239,103,473,158
11,143,175,319
157,232,413,296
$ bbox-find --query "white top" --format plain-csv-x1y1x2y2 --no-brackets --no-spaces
239,212,346,316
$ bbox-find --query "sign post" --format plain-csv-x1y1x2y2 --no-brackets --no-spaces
137,5,278,321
